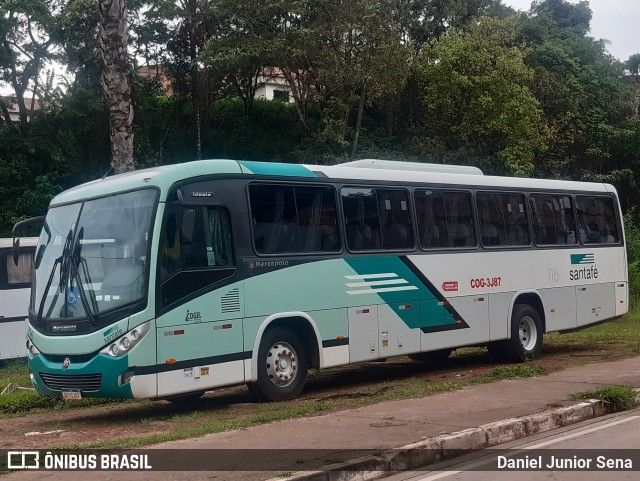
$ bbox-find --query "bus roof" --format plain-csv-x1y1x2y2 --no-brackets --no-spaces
49,159,613,207
0,237,38,249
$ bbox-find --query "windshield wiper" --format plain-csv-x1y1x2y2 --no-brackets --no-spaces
36,227,100,326
35,257,61,326
37,229,73,324
68,227,100,325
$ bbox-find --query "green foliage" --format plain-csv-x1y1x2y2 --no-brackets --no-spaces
0,391,60,414
623,208,640,307
626,53,640,76
205,98,304,162
571,385,637,412
486,365,546,379
0,0,639,233
414,17,547,176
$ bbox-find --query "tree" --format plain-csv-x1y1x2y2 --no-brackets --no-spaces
530,0,592,35
99,0,135,173
415,16,547,176
0,0,61,129
403,0,503,50
520,6,635,178
626,53,640,79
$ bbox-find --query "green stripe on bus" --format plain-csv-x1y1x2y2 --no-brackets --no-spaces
239,161,317,178
344,256,462,330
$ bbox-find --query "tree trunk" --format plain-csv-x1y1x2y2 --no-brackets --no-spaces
351,87,366,159
99,0,135,174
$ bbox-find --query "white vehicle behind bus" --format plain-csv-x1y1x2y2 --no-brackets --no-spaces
0,237,37,360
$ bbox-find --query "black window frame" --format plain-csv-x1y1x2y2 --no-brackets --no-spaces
476,190,532,249
158,203,238,311
248,182,342,256
414,188,477,250
528,193,578,247
340,185,416,253
575,194,622,246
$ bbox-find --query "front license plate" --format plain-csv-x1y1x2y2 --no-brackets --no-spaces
62,390,82,400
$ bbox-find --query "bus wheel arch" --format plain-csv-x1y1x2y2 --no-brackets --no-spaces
489,292,545,362
247,313,321,401
512,292,546,334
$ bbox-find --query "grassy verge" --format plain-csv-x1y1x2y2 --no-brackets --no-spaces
0,310,638,449
571,385,638,411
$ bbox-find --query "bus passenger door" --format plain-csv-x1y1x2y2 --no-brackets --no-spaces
156,202,244,397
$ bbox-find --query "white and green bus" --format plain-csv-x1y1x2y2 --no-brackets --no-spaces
22,159,627,402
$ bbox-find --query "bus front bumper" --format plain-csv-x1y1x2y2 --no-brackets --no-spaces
29,352,135,399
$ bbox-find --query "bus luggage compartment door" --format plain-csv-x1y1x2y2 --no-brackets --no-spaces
348,305,378,362
576,283,616,327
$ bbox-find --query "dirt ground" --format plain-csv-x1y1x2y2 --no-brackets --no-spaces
0,340,623,451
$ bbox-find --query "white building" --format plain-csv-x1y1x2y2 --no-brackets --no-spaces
254,67,294,103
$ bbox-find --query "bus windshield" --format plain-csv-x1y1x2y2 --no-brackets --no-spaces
31,189,157,324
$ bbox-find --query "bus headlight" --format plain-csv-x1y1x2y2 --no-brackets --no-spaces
101,321,151,358
26,339,40,357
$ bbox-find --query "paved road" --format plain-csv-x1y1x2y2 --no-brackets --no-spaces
385,408,640,481
3,356,640,481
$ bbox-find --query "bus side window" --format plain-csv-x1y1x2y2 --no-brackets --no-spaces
416,190,474,249
205,208,234,267
530,194,576,246
250,184,340,254
576,196,619,244
160,207,183,279
477,192,529,247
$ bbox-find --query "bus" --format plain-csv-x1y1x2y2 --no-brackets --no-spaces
0,237,37,360
21,159,627,402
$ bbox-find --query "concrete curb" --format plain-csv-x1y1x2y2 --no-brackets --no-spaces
268,393,640,481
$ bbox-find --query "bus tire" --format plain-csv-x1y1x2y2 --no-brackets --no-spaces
409,349,453,363
503,304,543,362
247,327,308,402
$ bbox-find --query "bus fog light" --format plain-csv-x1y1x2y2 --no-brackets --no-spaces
120,337,130,350
118,370,134,386
110,344,119,356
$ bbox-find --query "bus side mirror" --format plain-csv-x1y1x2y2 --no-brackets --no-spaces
181,209,195,245
12,238,20,266
12,215,46,265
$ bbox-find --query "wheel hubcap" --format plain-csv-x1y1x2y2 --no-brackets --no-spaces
519,316,537,351
266,341,298,387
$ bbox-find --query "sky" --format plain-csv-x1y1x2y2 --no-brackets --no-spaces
504,0,639,61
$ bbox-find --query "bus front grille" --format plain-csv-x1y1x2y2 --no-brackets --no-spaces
40,373,102,392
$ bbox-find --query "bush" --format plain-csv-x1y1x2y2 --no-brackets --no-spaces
624,209,640,308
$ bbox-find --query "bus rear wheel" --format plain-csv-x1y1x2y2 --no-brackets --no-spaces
491,304,543,362
247,327,308,402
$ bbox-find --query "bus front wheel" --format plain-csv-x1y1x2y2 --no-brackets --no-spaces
494,304,543,362
247,327,309,402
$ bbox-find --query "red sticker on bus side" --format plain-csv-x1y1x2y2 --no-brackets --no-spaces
442,281,459,292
